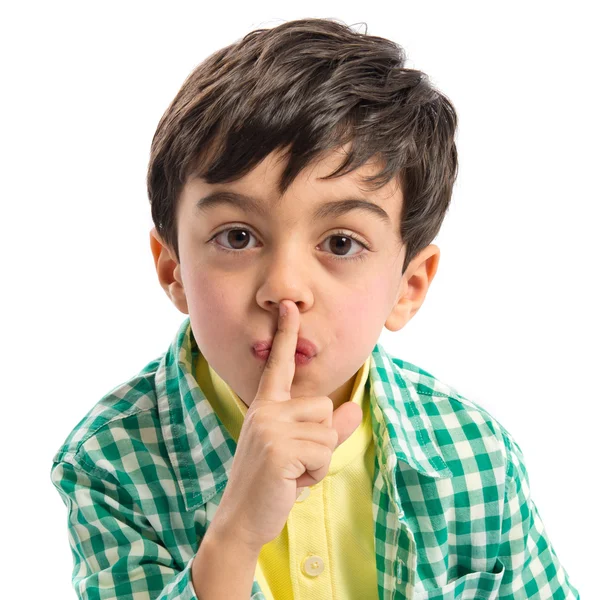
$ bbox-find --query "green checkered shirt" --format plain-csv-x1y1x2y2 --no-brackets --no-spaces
50,317,579,599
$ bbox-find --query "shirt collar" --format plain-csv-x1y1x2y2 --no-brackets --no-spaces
157,318,452,512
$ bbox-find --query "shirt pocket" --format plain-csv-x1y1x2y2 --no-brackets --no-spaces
412,559,505,600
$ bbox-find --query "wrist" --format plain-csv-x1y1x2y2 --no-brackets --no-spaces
206,515,264,558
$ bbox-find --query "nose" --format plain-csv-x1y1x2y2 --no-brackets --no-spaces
256,251,314,315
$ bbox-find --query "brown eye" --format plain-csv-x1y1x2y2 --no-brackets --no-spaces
212,228,257,250
225,229,251,250
327,235,354,257
319,231,368,261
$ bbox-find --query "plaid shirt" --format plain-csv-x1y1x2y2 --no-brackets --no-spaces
51,317,579,599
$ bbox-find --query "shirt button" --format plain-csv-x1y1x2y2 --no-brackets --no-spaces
302,555,324,576
296,487,310,502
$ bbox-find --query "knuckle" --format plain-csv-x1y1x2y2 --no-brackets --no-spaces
321,396,334,411
250,400,272,421
255,418,274,441
244,406,260,430
328,428,339,448
263,438,277,457
248,408,271,437
320,445,332,463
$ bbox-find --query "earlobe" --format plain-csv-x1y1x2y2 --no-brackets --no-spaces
383,277,411,332
384,301,412,332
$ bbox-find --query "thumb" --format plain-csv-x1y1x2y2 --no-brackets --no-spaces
332,402,363,448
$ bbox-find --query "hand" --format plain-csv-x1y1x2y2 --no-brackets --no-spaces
209,299,363,553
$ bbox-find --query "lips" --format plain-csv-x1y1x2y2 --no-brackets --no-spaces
252,337,318,358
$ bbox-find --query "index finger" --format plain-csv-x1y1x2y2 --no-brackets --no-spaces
254,299,298,402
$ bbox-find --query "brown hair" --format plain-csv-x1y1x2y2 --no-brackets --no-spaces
147,17,458,275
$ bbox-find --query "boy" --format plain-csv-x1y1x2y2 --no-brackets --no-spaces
50,17,579,600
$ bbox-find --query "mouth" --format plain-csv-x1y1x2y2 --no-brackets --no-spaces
252,347,315,366
252,337,318,358
251,337,318,366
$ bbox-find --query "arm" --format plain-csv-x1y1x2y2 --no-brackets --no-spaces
497,432,580,599
191,524,261,599
51,459,202,599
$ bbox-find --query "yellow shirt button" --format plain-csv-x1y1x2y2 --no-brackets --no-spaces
302,555,324,576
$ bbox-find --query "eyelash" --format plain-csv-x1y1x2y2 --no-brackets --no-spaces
208,226,371,263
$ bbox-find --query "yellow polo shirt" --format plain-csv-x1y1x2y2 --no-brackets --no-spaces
195,353,377,599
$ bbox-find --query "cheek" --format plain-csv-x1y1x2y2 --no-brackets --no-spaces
333,283,386,347
183,271,239,343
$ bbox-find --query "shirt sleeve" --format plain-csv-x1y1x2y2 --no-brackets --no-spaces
50,458,199,600
497,432,580,599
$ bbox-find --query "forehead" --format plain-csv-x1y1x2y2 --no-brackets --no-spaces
182,145,402,227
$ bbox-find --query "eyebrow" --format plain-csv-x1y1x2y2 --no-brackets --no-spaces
195,191,391,225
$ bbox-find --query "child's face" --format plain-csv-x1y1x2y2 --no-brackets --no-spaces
150,145,440,409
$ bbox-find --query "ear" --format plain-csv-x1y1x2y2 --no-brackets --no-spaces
149,227,189,315
384,244,440,332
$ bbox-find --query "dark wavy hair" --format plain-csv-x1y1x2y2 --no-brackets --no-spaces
147,17,458,275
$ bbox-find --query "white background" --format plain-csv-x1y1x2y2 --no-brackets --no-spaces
2,1,597,597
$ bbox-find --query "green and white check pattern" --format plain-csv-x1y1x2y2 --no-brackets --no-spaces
51,317,579,599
